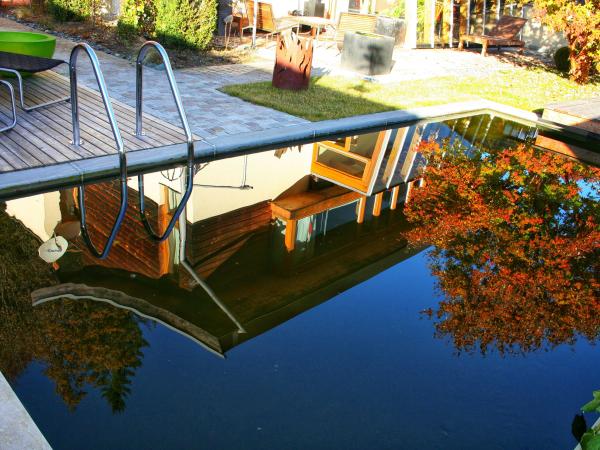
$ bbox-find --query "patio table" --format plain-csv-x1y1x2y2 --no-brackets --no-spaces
282,16,335,41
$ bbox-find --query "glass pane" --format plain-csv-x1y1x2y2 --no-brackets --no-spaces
316,146,368,178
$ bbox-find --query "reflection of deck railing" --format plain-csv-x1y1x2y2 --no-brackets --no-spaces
0,100,543,201
135,41,195,243
70,43,128,259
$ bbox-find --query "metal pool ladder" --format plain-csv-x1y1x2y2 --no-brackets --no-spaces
70,43,128,259
69,42,194,258
135,41,195,242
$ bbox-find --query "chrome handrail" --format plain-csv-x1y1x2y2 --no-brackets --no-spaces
136,41,194,242
70,43,128,259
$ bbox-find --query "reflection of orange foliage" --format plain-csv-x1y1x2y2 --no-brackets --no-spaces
0,205,148,412
405,141,600,354
37,300,148,412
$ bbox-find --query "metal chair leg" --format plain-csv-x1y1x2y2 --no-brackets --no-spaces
0,65,70,112
0,80,16,132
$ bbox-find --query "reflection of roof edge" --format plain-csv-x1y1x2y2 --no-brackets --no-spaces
30,244,427,358
31,284,226,357
221,243,429,353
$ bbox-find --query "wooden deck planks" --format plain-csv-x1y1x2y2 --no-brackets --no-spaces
0,70,195,174
543,97,600,136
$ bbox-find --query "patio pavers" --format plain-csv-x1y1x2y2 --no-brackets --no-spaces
0,16,553,143
0,18,308,141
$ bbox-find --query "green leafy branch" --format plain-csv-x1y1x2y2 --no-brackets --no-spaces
580,391,600,450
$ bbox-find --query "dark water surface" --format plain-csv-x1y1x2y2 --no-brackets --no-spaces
1,114,598,449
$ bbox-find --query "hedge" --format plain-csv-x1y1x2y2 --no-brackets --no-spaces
47,0,99,21
117,0,217,51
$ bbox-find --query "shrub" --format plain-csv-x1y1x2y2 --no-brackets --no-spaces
154,0,217,50
527,0,600,84
553,46,570,72
381,0,406,18
117,0,156,39
47,0,98,21
117,0,217,50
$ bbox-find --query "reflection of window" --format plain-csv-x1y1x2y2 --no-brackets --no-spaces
291,200,362,252
348,0,361,12
165,185,182,214
311,131,390,193
316,146,369,178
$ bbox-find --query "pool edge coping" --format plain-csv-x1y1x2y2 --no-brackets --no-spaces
0,100,544,201
0,371,52,450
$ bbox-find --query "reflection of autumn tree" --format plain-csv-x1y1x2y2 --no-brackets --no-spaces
36,300,147,412
404,142,600,354
0,203,56,379
0,204,147,412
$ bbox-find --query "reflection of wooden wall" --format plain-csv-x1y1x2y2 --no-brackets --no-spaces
186,201,272,280
77,182,169,280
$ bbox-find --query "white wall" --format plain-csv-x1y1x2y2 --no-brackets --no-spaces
522,5,567,55
187,147,313,222
6,192,61,241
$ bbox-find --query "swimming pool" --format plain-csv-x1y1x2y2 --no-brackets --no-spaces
0,113,598,449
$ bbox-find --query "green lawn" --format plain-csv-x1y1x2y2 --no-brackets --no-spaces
221,68,600,121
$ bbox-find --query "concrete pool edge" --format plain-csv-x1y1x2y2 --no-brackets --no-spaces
0,100,546,201
0,371,52,449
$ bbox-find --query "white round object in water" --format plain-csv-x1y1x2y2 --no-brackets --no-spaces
38,236,68,263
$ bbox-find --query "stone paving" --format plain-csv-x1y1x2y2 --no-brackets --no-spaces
255,38,548,83
0,18,306,140
0,17,546,141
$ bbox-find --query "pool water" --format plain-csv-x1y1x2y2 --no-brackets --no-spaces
0,114,598,449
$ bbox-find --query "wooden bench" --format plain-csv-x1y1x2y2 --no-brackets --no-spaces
334,12,378,50
458,16,527,56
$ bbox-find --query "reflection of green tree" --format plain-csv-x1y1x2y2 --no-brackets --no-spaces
404,141,600,355
0,204,147,412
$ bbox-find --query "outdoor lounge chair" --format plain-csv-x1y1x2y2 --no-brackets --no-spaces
458,16,528,56
0,50,70,112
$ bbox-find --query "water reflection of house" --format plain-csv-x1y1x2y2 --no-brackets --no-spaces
12,115,589,355
4,116,510,269
32,202,421,356
23,126,432,356
6,115,550,287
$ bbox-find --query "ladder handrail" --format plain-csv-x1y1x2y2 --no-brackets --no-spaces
136,41,194,242
70,43,128,259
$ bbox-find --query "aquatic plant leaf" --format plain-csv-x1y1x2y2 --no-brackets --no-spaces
582,397,600,413
581,432,600,450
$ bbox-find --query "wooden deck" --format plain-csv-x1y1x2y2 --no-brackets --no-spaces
0,70,192,174
542,97,600,137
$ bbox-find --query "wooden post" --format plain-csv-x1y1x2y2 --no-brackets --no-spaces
158,185,171,276
284,219,297,251
404,0,418,48
372,192,383,216
404,181,414,203
356,196,367,224
390,186,400,210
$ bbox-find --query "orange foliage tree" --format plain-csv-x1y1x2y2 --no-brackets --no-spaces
404,141,600,354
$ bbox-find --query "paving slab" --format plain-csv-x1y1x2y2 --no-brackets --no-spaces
0,371,52,450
